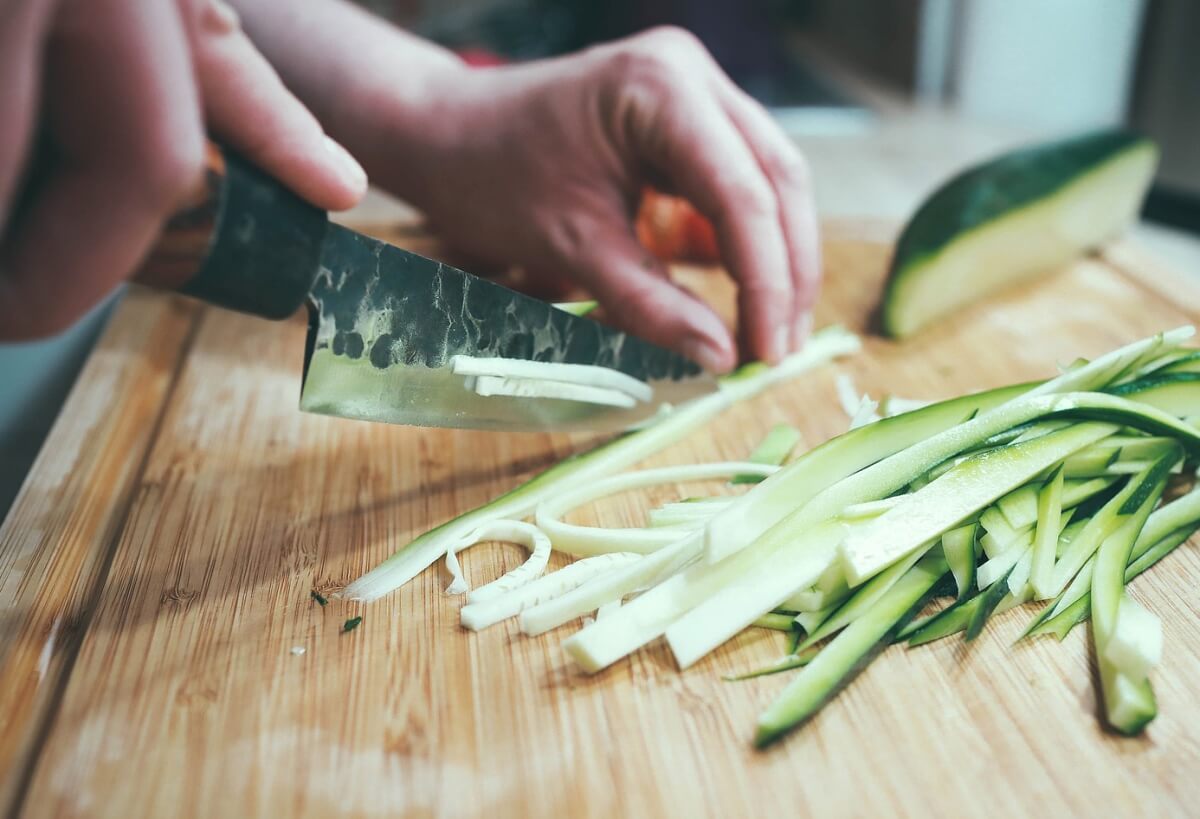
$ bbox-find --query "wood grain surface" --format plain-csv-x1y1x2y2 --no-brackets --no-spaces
4,223,1200,818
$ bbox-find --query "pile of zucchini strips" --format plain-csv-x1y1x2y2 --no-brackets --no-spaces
344,328,1200,747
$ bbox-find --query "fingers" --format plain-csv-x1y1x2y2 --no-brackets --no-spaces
0,0,53,233
549,211,736,373
181,0,366,212
608,29,794,364
0,0,205,339
713,80,821,347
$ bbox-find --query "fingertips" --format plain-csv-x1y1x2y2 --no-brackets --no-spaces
714,81,823,351
563,223,736,373
184,0,367,211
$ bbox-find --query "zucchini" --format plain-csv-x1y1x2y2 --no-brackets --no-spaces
755,554,948,747
1030,465,1066,598
882,130,1158,338
1030,526,1198,640
1091,480,1166,734
942,523,978,599
731,424,804,484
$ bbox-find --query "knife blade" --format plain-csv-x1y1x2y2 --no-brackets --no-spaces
138,144,716,432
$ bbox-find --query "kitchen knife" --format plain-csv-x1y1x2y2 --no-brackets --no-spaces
139,144,718,432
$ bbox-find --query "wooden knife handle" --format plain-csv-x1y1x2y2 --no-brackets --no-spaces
136,141,329,320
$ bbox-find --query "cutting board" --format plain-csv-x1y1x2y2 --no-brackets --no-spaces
3,220,1200,818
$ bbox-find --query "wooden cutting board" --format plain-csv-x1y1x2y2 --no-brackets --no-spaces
3,220,1200,818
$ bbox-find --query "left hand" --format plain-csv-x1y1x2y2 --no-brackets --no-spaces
373,27,820,373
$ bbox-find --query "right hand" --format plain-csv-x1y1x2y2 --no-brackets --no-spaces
0,0,368,341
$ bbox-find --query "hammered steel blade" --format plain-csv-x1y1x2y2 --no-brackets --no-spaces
299,225,717,432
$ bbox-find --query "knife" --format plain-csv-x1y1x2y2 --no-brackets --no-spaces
138,144,717,433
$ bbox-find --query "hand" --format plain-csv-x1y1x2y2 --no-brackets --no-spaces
383,28,820,373
0,0,368,340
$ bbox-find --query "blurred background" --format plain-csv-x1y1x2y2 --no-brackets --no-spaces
2,0,1198,517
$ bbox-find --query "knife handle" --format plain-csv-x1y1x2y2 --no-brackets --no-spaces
136,142,329,320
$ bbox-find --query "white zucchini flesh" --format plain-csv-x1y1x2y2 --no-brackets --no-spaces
839,497,904,520
450,355,653,403
998,485,1041,530
520,531,701,636
460,552,641,631
340,327,859,601
443,520,552,602
843,422,1116,584
534,462,778,556
471,375,638,408
1104,594,1163,679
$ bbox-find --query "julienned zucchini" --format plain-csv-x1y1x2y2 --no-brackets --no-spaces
882,130,1158,338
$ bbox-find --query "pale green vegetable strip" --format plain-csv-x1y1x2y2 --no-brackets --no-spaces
732,424,804,484
943,523,978,598
566,520,843,673
341,328,858,601
553,299,599,317
753,613,797,631
1030,466,1066,599
1104,595,1162,679
756,554,948,747
1028,486,1200,637
535,462,778,556
702,383,1032,565
1049,454,1178,599
1092,482,1164,734
460,551,641,631
520,532,700,636
677,390,1200,669
795,548,926,651
998,485,1040,529
843,422,1115,584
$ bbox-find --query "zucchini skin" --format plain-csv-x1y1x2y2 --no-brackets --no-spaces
882,129,1156,338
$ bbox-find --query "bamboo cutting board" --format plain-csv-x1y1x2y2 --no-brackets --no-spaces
3,221,1200,818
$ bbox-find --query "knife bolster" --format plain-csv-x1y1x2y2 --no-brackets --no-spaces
137,144,329,321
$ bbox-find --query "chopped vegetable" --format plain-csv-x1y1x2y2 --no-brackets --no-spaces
731,424,804,484
310,590,328,607
341,327,860,602
342,616,363,633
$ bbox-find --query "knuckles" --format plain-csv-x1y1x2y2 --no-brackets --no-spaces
604,25,711,89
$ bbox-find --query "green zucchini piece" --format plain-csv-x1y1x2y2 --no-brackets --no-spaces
966,566,1017,641
755,555,948,747
732,424,804,484
1092,482,1165,734
881,130,1158,338
342,326,860,602
1105,595,1162,679
794,549,926,651
552,299,600,317
843,422,1115,584
725,646,822,681
753,613,798,631
1030,465,1066,598
1108,372,1200,418
1031,526,1197,640
998,484,1041,530
1159,351,1200,375
943,523,978,599
1049,452,1179,598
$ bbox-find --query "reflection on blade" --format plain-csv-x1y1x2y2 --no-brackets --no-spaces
300,347,714,432
299,225,716,431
